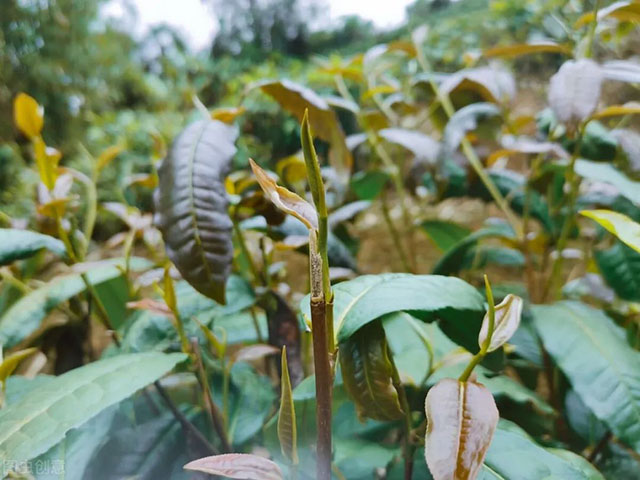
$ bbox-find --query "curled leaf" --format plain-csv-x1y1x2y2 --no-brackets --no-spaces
425,378,499,480
277,346,298,464
478,294,523,352
14,93,44,139
154,119,237,304
339,321,404,421
249,159,318,231
548,59,603,124
184,454,284,480
96,145,124,172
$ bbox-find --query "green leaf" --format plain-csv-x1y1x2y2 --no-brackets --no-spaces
595,241,640,301
581,209,640,253
576,160,640,206
277,347,297,464
350,171,390,200
0,352,186,472
0,257,151,348
83,407,198,480
120,278,258,354
532,301,640,452
154,119,238,304
420,220,471,252
301,273,484,343
339,321,404,421
484,420,605,479
0,229,66,265
432,223,514,275
35,404,119,480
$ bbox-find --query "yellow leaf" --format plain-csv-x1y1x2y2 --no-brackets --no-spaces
0,348,38,384
361,84,397,102
14,93,44,139
249,159,318,231
581,209,640,253
211,106,246,124
33,137,61,190
163,265,177,313
97,145,124,172
276,155,307,184
484,42,571,58
590,103,640,119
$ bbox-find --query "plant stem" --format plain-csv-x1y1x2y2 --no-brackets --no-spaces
154,380,217,455
585,0,601,59
381,192,413,272
192,339,231,452
543,126,585,301
310,297,333,480
459,275,495,382
392,357,414,480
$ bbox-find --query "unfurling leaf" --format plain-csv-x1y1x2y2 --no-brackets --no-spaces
425,378,499,480
14,93,44,139
478,294,523,352
249,159,318,231
548,59,603,124
277,346,298,464
590,102,640,120
339,321,404,421
184,454,284,480
153,119,237,304
581,209,640,253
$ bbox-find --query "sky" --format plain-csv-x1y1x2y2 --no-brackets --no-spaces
102,0,415,51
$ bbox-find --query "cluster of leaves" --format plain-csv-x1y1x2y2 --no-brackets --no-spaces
2,1,640,480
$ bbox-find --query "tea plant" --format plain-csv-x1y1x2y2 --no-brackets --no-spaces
1,1,640,480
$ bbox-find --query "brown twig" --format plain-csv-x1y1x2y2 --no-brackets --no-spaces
311,297,333,480
154,380,217,455
191,339,232,452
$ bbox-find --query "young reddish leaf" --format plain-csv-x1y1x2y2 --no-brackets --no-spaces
232,344,279,364
14,93,44,139
183,453,284,480
126,298,173,317
425,379,499,480
277,346,298,464
478,294,523,353
249,158,318,231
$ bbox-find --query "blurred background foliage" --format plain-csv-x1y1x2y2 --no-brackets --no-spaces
0,0,635,221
